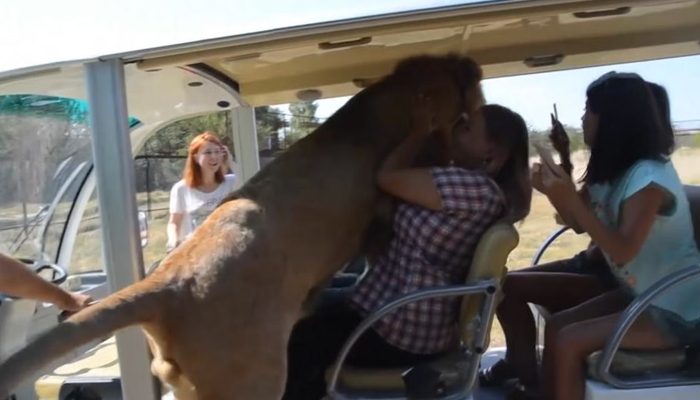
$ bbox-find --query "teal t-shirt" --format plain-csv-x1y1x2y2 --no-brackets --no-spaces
588,159,700,322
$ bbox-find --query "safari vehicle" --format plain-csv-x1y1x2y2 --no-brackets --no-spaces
0,0,699,399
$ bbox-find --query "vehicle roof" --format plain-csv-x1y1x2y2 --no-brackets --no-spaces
1,0,698,107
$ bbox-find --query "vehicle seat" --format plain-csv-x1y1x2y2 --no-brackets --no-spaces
327,221,519,397
586,184,700,381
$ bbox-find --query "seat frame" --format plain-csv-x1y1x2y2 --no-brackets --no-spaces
326,280,500,400
530,184,700,391
326,222,518,400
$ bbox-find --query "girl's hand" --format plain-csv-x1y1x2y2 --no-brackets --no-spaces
539,162,577,207
531,163,545,193
549,113,570,155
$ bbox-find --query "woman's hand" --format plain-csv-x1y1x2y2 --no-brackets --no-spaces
166,239,179,253
549,114,574,176
56,292,93,312
531,163,545,193
221,146,236,175
538,162,577,208
549,114,570,155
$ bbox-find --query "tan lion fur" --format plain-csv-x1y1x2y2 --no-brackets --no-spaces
0,54,484,400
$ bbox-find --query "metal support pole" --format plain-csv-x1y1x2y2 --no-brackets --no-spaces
230,96,260,186
85,59,159,400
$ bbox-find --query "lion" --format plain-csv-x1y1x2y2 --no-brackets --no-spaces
0,54,484,400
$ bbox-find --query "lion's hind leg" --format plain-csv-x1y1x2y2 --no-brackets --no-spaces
151,357,198,400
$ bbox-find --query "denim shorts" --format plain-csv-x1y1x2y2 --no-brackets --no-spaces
556,250,619,289
646,305,700,346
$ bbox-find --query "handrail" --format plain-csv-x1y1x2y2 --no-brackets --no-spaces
596,264,700,389
530,225,570,266
326,279,498,399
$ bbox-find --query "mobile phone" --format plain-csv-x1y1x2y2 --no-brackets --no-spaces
553,103,559,121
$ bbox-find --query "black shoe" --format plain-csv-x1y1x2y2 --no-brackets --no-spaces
505,383,540,400
479,359,518,387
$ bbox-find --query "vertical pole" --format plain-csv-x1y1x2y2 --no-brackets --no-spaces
85,59,159,400
230,101,260,187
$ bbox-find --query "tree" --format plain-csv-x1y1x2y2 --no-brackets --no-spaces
255,106,286,151
286,101,319,146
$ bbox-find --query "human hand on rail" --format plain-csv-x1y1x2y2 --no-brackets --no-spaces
56,291,93,312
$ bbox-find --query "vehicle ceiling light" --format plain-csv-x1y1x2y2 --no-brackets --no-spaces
524,54,565,68
319,36,372,50
352,78,376,88
573,6,631,19
296,89,322,101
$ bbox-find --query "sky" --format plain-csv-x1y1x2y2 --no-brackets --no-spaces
1,0,699,131
313,54,700,131
0,0,478,73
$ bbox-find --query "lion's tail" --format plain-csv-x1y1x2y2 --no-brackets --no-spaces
0,278,163,397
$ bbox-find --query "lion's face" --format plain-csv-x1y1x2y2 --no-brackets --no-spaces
425,77,485,164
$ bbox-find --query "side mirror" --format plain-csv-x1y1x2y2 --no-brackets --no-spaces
138,211,149,248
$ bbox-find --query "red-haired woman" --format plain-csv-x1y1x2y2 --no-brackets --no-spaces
166,132,237,252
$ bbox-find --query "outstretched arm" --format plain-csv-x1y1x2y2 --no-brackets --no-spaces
0,253,91,311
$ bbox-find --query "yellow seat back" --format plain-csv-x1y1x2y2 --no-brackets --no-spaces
459,221,519,345
329,221,519,393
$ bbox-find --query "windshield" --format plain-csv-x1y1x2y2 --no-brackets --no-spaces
0,94,139,263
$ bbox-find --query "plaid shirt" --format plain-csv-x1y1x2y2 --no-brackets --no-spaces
350,167,505,354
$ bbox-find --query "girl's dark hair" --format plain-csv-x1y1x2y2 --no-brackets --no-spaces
647,82,675,154
481,104,532,222
584,72,670,184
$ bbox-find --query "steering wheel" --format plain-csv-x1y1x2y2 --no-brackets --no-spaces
18,258,68,285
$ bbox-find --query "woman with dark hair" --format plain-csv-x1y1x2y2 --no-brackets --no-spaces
283,102,531,400
487,72,700,400
480,77,679,399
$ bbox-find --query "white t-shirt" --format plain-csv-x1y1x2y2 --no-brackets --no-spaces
169,174,236,241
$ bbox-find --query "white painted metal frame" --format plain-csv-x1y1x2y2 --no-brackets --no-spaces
85,59,160,400
230,98,261,184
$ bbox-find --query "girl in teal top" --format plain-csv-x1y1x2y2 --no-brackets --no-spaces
533,72,700,400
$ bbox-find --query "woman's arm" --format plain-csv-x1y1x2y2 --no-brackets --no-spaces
222,146,236,175
0,253,91,311
566,186,663,265
539,164,664,265
376,131,443,210
166,213,183,252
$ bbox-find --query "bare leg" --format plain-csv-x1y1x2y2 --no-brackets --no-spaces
542,293,673,400
497,272,609,387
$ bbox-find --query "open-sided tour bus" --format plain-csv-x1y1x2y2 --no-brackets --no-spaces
1,0,699,399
